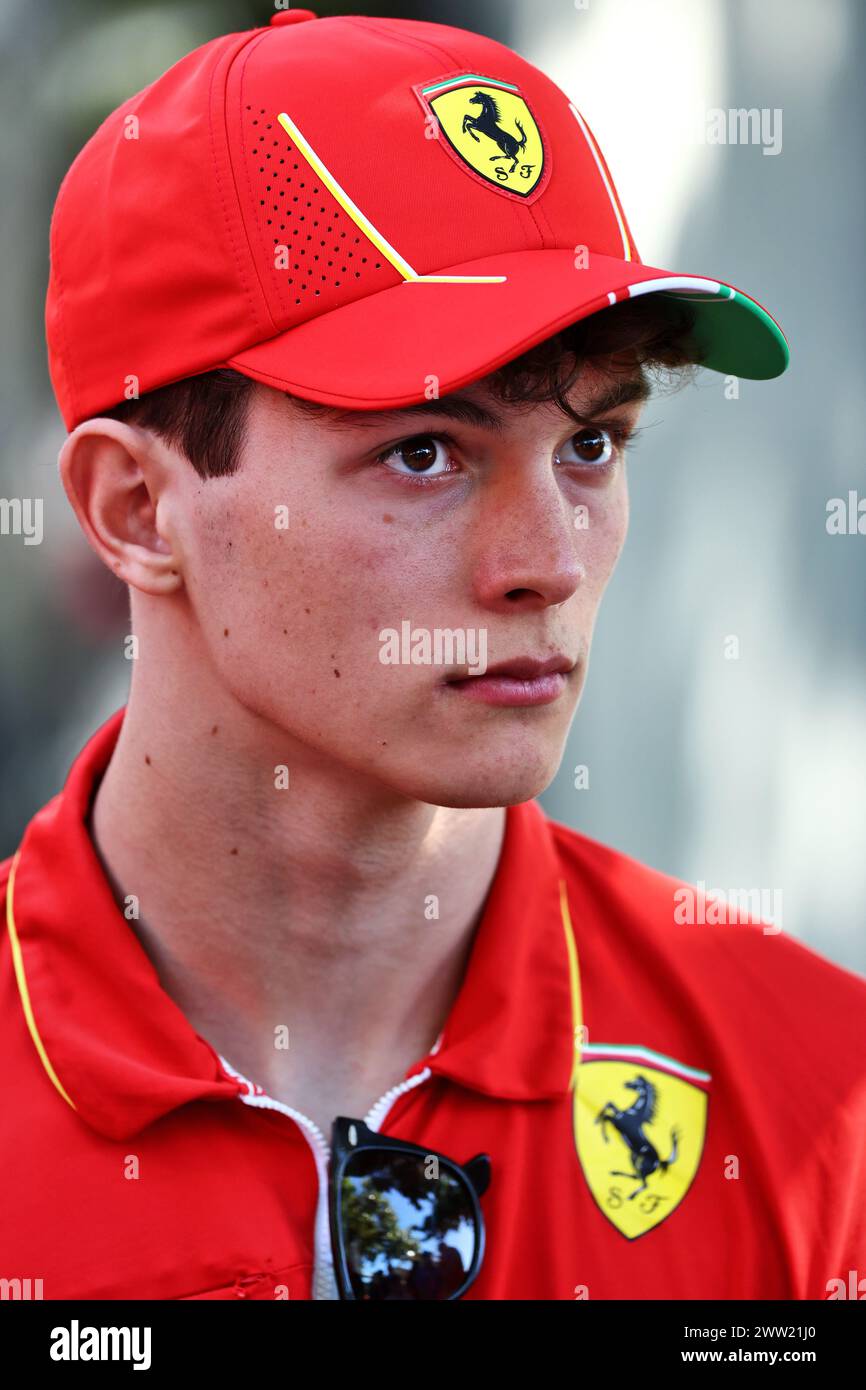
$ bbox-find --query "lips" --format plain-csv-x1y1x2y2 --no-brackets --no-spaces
444,654,576,708
477,655,575,681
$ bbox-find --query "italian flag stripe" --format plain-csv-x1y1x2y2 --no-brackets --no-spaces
581,1042,712,1085
421,74,520,97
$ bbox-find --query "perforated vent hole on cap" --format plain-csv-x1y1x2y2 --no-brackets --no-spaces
245,104,383,308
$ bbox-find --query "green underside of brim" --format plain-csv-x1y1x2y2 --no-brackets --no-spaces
657,287,790,380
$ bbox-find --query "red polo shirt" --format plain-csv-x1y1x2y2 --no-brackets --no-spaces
2,708,864,1300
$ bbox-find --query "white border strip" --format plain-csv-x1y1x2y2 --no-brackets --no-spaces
568,103,631,262
629,275,725,298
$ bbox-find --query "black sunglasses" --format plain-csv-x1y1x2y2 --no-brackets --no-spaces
329,1116,491,1300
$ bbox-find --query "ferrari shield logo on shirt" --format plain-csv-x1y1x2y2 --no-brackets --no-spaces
574,1044,711,1239
415,74,549,201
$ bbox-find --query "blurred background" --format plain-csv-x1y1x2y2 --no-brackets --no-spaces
1,0,863,970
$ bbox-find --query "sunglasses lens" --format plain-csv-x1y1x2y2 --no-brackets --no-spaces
338,1150,478,1299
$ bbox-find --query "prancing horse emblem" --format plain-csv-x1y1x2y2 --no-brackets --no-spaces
573,1045,711,1239
461,91,527,174
415,74,548,200
596,1075,680,1200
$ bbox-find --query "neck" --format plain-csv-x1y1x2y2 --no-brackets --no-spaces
88,655,506,1123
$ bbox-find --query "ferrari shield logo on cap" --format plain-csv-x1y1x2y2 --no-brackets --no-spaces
415,74,549,201
574,1044,711,1239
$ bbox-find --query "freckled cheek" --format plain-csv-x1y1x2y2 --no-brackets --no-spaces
317,530,438,632
179,508,300,652
179,521,241,614
259,526,432,669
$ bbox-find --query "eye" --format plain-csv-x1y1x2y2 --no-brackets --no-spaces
557,425,619,468
375,434,456,479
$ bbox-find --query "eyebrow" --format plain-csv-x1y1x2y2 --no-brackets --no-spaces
290,372,652,434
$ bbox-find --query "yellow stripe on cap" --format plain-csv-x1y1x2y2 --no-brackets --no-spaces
277,112,505,285
5,850,77,1111
407,274,506,283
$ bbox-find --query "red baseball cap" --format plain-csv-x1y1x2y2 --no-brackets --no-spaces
46,8,790,432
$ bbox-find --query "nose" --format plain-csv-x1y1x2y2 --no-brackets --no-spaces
469,467,587,613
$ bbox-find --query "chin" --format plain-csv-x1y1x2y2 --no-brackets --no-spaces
397,747,563,810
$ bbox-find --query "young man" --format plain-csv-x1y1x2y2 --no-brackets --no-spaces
2,10,863,1302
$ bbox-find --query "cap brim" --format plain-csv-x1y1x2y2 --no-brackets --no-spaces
227,249,789,409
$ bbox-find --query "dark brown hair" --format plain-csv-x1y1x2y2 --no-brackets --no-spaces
103,295,700,479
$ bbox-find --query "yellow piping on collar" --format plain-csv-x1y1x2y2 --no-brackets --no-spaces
5,850,77,1111
558,878,584,1093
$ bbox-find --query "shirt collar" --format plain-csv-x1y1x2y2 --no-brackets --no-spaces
422,790,579,1103
6,709,580,1140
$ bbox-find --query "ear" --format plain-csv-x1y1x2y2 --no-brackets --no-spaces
58,419,183,596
